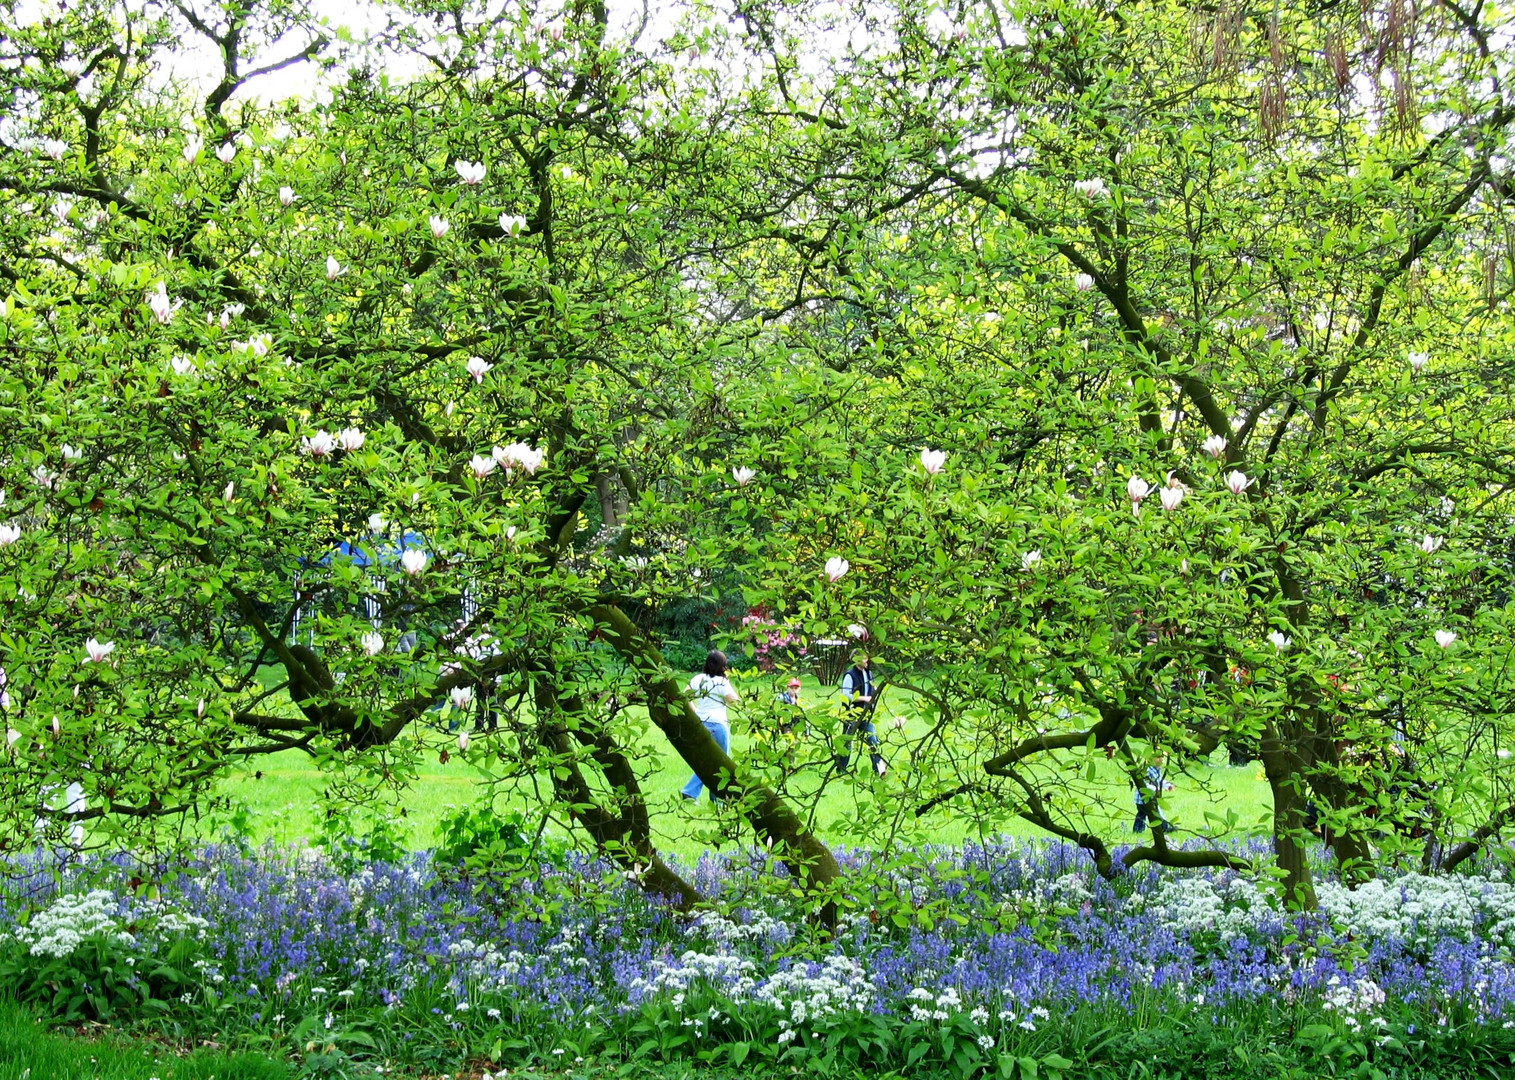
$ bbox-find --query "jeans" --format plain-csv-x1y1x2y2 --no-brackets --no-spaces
1133,795,1170,834
833,715,885,775
680,720,730,801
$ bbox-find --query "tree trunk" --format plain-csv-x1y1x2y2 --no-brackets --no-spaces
585,602,844,928
1260,719,1318,909
532,677,701,910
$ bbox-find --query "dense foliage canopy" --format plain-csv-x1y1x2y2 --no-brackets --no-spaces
1,0,1513,914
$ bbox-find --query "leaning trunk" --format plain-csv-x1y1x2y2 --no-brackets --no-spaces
1261,719,1318,909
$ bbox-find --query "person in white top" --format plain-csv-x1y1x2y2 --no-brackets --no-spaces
680,650,740,802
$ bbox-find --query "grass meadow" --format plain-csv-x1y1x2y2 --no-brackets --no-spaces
216,669,1277,861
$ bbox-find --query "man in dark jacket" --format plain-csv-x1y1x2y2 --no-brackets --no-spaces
834,651,886,777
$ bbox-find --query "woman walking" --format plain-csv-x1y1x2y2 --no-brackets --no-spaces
680,650,740,802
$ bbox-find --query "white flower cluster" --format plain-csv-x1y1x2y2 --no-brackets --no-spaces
1321,975,1387,1033
757,954,874,1028
623,950,759,1003
1313,875,1515,949
1145,871,1515,949
907,984,963,1021
7,889,135,958
685,909,792,949
1144,875,1270,942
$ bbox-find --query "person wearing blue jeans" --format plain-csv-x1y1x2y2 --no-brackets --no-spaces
680,650,740,802
834,651,886,778
1133,756,1173,834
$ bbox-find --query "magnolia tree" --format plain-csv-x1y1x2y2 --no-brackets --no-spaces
691,0,1515,905
1,0,1514,917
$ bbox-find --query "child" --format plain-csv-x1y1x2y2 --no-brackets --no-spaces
1133,754,1174,834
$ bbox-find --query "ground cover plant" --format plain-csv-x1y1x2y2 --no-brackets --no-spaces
6,838,1515,1079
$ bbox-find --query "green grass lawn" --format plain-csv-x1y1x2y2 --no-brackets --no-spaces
212,669,1276,862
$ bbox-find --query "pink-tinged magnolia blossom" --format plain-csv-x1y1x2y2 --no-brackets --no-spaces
1419,535,1443,554
920,448,947,475
216,142,236,163
1226,470,1250,495
51,715,60,735
457,730,470,752
336,427,365,452
449,686,473,710
40,138,67,161
325,256,343,280
146,283,181,325
1267,630,1290,653
1126,476,1150,515
454,160,486,185
183,136,202,164
466,356,492,383
1021,549,1042,570
1201,434,1227,459
82,637,115,664
1408,351,1430,374
1159,485,1184,512
60,444,83,465
493,442,545,474
469,454,497,479
278,186,296,207
1435,629,1457,649
429,215,450,238
1073,178,1109,199
400,549,427,576
825,556,850,582
498,213,528,237
0,524,19,546
732,466,756,486
222,482,234,503
1074,273,1094,292
362,631,385,656
301,430,337,457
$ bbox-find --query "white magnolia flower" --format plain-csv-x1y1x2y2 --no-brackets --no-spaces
336,427,365,452
469,454,497,479
824,556,850,582
368,514,387,533
919,448,947,475
278,186,296,207
1074,272,1095,292
465,356,492,383
1226,470,1250,495
183,136,203,164
1267,630,1291,653
1021,549,1042,570
1434,629,1457,649
457,730,470,752
504,525,518,543
493,442,545,474
1073,178,1109,200
217,302,246,329
1408,351,1430,374
1126,475,1150,508
400,549,427,576
1159,485,1184,511
170,355,197,377
40,138,67,161
732,466,756,486
146,283,181,325
429,215,450,238
238,334,273,357
325,255,343,280
83,637,115,664
5,729,19,750
222,482,235,503
449,686,473,710
498,213,528,237
216,142,237,164
59,444,83,464
0,524,20,546
1202,434,1228,459
1418,535,1443,554
301,430,337,457
362,631,385,656
454,160,486,185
